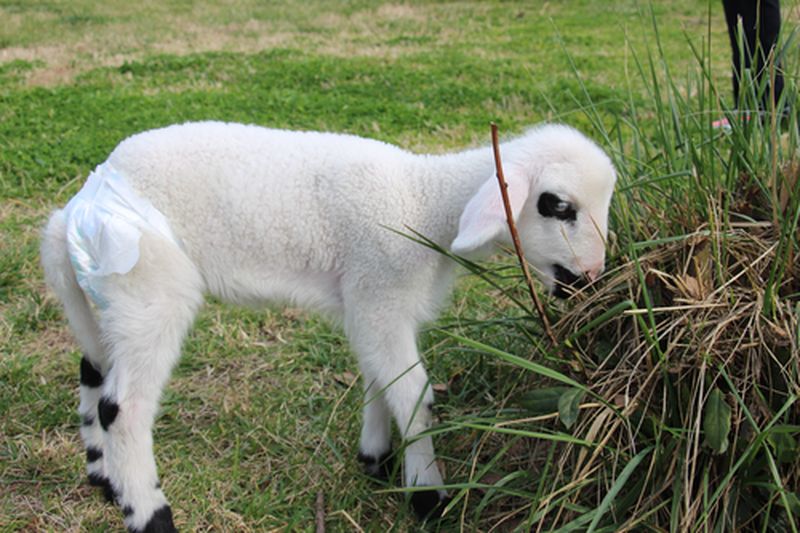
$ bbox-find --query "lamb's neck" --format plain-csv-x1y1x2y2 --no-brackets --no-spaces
411,144,497,245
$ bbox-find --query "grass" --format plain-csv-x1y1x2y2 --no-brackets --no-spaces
1,0,799,531
432,5,800,530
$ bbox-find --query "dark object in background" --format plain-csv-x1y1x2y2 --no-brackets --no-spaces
722,0,785,111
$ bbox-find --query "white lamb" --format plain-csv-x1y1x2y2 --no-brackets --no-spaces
40,121,616,532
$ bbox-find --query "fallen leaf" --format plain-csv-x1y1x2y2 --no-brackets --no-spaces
431,383,448,393
332,371,358,386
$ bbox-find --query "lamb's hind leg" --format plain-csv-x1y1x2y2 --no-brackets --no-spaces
95,233,204,532
80,355,115,502
41,210,114,500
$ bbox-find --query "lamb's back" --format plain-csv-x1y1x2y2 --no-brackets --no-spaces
106,121,425,277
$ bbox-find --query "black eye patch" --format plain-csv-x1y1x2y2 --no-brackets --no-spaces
537,192,577,222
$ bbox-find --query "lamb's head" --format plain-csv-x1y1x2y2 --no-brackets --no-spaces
451,125,616,298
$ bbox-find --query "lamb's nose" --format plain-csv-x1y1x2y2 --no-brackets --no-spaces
584,266,604,282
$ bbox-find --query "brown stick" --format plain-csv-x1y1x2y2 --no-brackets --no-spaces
490,123,557,346
315,491,326,533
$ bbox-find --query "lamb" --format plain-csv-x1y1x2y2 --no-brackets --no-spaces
40,121,616,532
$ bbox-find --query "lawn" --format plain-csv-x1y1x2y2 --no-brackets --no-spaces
1,1,798,532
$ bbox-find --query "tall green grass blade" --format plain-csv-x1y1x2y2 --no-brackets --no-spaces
437,330,580,388
453,421,592,447
585,446,654,533
566,300,634,342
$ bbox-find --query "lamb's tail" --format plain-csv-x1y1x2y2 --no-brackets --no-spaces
41,209,104,360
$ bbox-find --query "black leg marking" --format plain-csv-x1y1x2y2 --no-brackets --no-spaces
132,505,176,533
80,356,104,388
410,489,451,521
88,472,117,504
86,446,103,463
102,482,117,504
98,397,119,430
357,449,394,481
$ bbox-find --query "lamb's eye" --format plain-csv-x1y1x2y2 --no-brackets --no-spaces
537,192,577,222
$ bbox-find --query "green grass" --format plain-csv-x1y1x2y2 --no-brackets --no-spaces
2,1,798,531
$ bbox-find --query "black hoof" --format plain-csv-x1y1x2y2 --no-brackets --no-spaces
357,449,394,482
410,489,451,521
133,505,177,533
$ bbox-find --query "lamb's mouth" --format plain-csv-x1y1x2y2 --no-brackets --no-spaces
551,264,588,299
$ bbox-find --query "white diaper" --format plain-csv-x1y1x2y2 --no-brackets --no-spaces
65,162,178,307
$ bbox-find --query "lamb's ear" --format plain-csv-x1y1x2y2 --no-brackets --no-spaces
451,170,531,254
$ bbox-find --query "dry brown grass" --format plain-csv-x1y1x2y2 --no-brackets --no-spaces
541,217,800,528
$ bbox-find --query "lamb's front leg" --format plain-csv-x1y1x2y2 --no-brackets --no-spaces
345,302,448,519
357,387,394,481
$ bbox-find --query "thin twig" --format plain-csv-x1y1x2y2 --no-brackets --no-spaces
490,123,558,345
315,491,326,533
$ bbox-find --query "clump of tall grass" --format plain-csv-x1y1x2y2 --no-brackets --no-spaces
434,13,799,532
